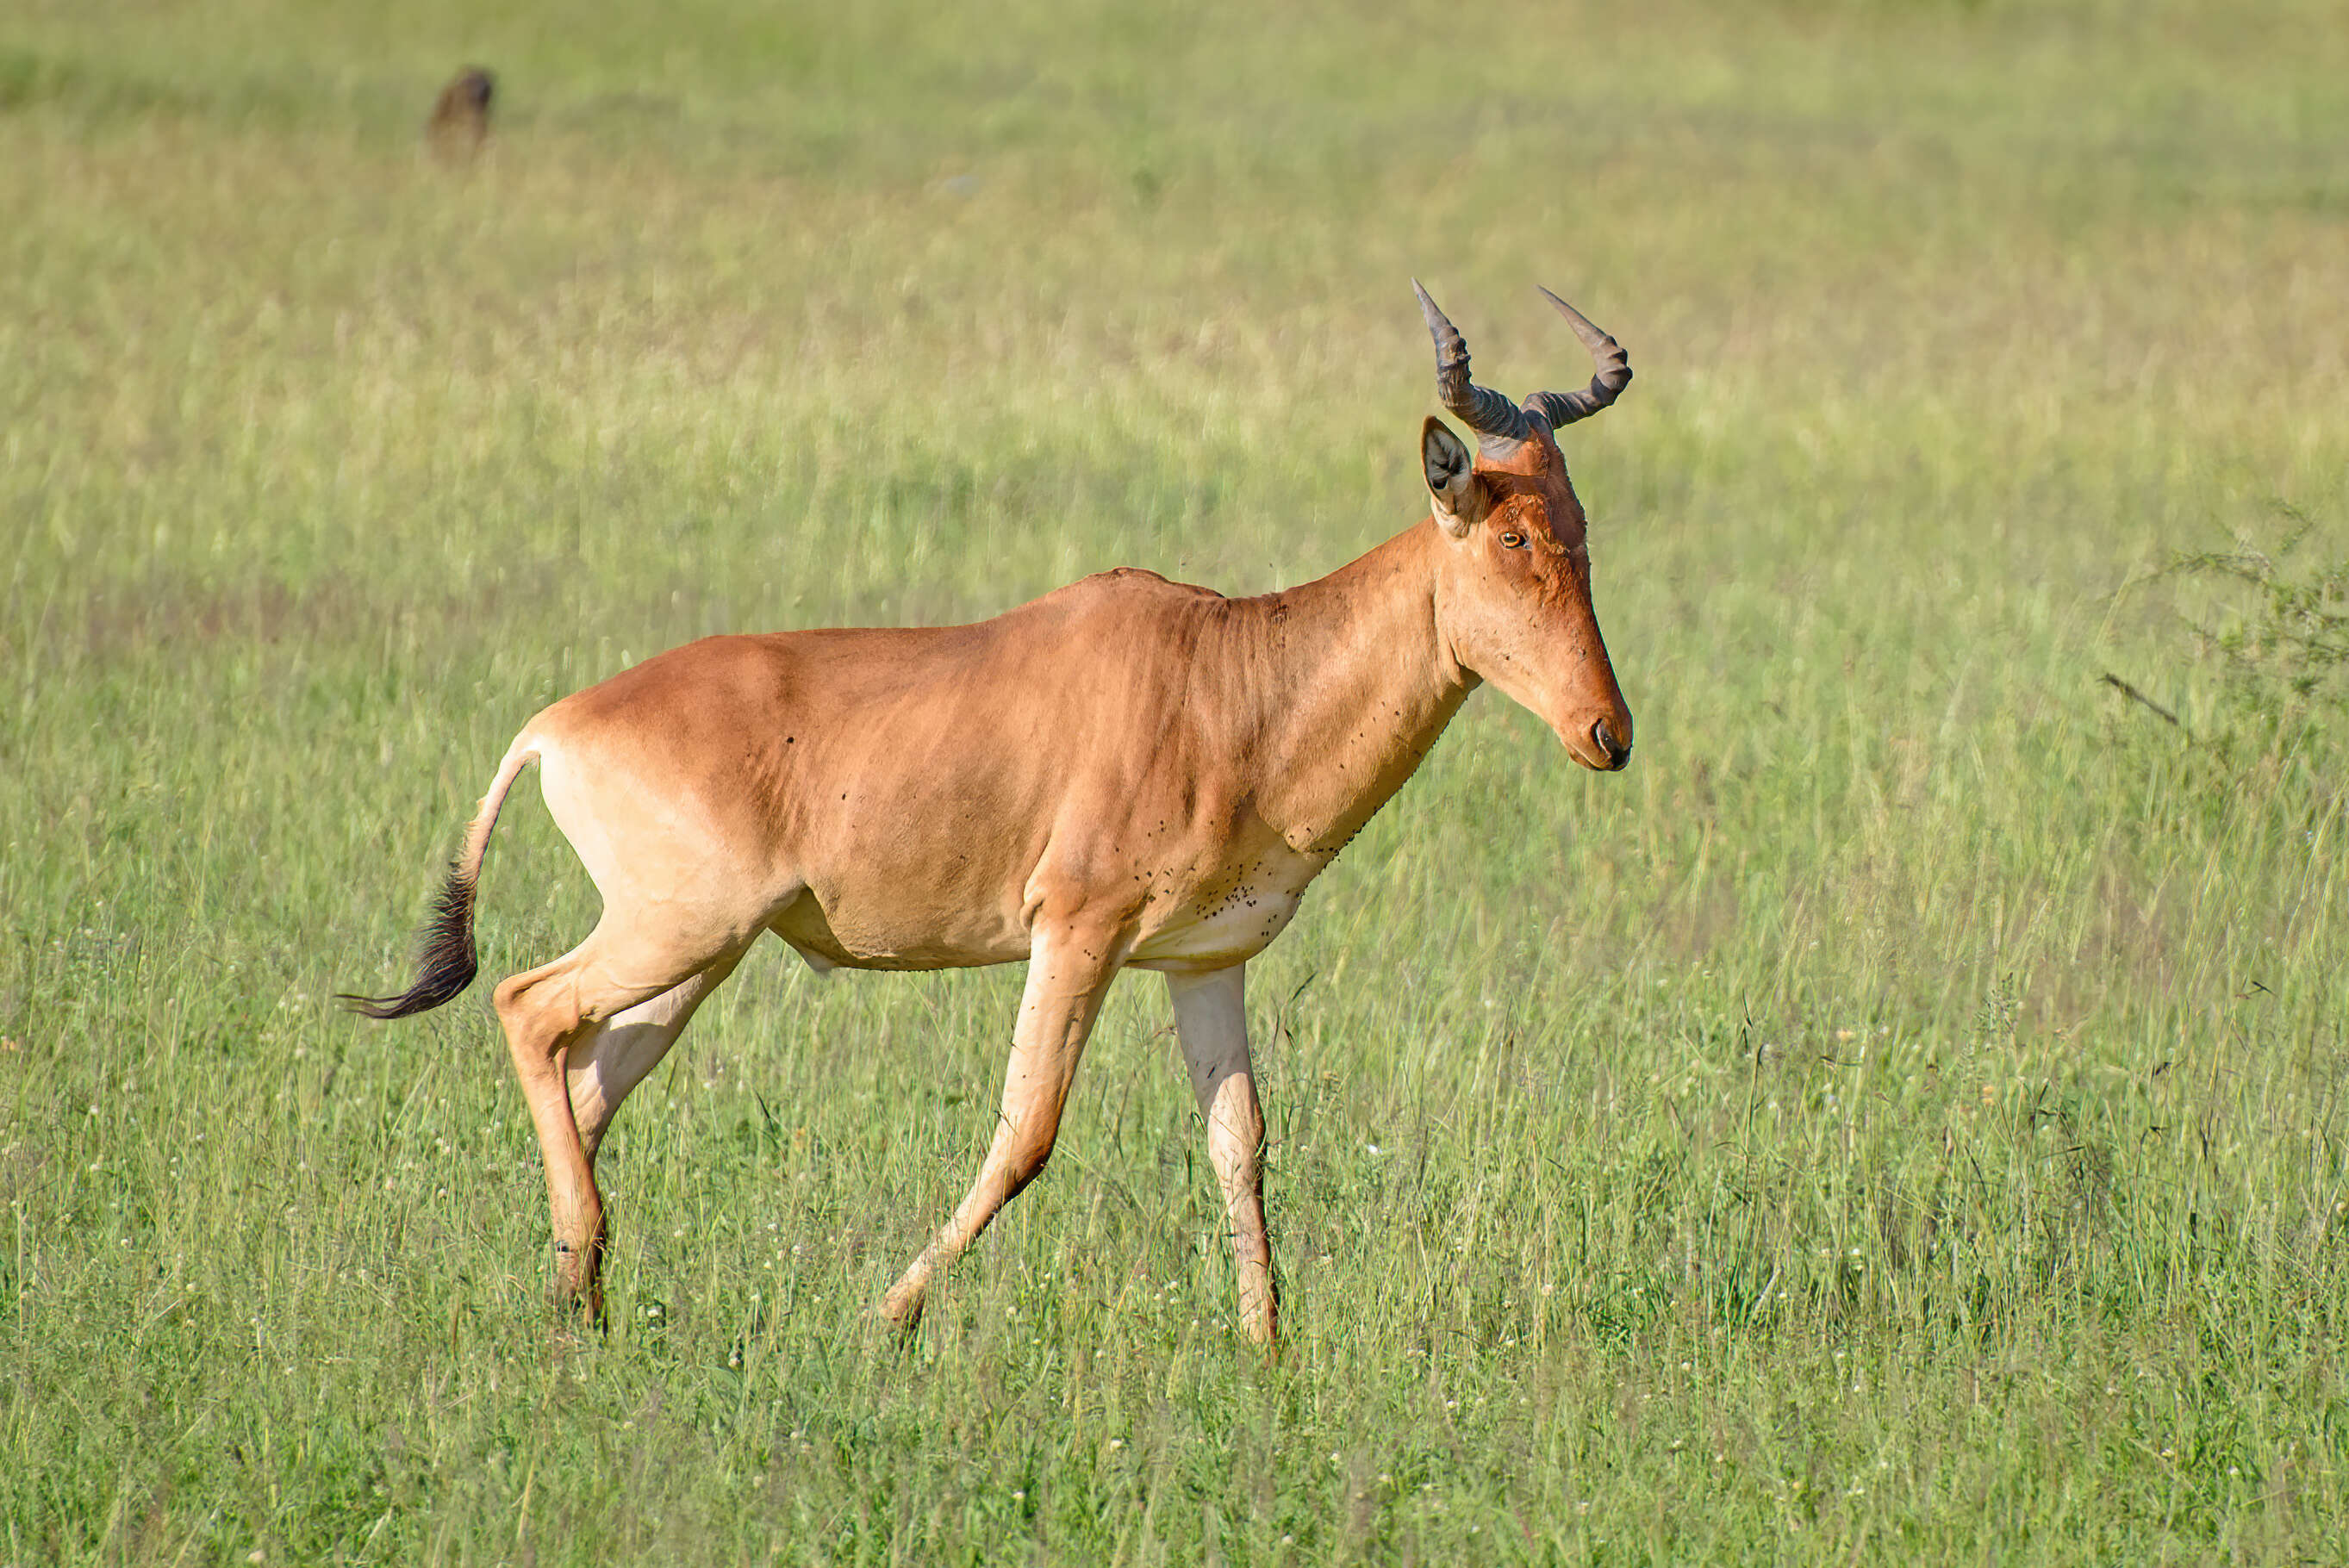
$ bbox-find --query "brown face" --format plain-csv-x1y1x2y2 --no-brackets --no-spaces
1422,416,1634,772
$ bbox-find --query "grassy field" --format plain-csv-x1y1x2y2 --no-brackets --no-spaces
4,0,2348,1560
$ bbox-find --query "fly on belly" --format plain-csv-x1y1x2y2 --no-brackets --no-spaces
1128,881,1306,967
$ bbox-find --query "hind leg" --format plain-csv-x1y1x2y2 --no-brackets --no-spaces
566,948,747,1163
494,923,742,1317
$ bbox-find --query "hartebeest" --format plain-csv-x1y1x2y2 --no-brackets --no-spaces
425,67,495,165
344,284,1636,1344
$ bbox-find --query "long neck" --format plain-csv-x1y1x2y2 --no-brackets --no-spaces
1232,520,1476,855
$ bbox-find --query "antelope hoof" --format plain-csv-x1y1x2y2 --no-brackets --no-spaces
551,1241,604,1322
1242,1302,1278,1348
877,1283,927,1335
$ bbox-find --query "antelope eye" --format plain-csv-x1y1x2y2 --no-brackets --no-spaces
1498,531,1526,550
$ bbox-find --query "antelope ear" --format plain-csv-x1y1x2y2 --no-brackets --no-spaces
1422,416,1477,538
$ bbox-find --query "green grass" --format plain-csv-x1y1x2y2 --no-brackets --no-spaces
4,0,2348,1560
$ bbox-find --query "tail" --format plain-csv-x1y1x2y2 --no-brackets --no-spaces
339,740,540,1021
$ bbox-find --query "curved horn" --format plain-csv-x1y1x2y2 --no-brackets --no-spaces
1413,280,1532,451
1521,287,1631,430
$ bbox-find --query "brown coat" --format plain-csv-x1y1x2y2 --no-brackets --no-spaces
347,289,1636,1344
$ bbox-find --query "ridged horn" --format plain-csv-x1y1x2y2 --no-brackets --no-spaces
1521,287,1631,430
1413,280,1532,452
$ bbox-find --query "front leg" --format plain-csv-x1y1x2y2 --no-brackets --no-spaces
1166,964,1276,1344
881,918,1125,1329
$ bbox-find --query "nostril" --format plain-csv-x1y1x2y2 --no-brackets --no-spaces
1593,718,1630,764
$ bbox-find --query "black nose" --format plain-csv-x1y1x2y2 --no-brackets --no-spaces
1592,718,1631,768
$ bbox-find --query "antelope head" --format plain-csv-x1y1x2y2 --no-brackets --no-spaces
1414,282,1636,773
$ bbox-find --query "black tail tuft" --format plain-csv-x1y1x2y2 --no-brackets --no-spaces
339,867,481,1020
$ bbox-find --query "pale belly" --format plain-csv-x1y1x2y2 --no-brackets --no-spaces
1125,841,1325,971
1124,884,1308,970
765,887,1030,974
768,842,1324,975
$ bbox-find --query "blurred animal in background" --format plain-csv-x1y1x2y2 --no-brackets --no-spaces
426,66,495,165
